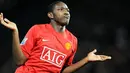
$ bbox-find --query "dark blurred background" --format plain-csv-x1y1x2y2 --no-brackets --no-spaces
0,0,130,73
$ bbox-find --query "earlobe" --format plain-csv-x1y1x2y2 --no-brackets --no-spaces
47,12,54,19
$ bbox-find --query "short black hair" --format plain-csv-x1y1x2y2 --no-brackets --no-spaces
47,1,65,13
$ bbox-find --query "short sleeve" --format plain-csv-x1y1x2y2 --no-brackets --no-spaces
20,25,37,58
66,37,78,66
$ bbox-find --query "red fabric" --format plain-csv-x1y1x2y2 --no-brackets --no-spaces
15,24,77,73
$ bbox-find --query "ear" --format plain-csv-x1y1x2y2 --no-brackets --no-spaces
47,12,54,19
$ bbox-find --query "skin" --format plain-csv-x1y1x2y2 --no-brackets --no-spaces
0,2,111,73
47,2,70,38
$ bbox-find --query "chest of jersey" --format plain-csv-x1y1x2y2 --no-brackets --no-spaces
30,30,74,67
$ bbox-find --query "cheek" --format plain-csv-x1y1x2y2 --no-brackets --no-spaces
53,12,65,21
55,15,63,21
55,12,63,18
54,13,60,19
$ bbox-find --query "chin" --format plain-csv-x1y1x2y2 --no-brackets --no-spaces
58,20,69,26
63,21,69,25
61,22,69,26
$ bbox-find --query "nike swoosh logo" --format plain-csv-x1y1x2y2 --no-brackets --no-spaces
42,39,49,42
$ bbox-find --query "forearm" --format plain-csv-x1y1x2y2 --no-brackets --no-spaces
12,30,27,65
62,57,89,73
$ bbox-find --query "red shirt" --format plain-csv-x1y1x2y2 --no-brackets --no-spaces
15,24,77,73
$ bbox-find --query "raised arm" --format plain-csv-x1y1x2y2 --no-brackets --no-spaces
0,13,27,65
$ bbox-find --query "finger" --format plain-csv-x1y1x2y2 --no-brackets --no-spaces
106,56,111,59
0,13,4,20
0,13,3,17
0,13,3,18
4,18,11,23
92,49,97,53
1,19,7,25
0,13,9,26
104,56,111,59
101,55,112,60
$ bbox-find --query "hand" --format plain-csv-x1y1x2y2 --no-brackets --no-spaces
0,13,18,31
86,49,111,61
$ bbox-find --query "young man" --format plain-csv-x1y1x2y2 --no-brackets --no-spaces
0,1,111,73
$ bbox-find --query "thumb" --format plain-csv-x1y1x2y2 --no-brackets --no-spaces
92,49,97,53
0,13,4,20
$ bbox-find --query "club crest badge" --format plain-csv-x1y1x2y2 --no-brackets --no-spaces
65,42,71,50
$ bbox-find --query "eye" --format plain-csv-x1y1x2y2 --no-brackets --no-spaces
57,8,70,12
57,8,63,11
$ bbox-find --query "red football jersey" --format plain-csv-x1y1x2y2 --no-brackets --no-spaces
15,24,77,73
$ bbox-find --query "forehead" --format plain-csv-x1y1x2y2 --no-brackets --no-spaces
54,2,68,9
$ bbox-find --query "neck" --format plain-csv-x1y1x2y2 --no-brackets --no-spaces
50,20,66,33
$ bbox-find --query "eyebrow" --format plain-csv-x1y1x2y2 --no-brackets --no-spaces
59,7,69,10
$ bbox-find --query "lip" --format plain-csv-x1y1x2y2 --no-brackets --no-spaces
64,16,70,19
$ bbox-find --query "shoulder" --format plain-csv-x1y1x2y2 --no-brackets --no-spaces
71,33,77,42
66,30,78,42
29,23,49,30
31,23,48,28
66,30,78,51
